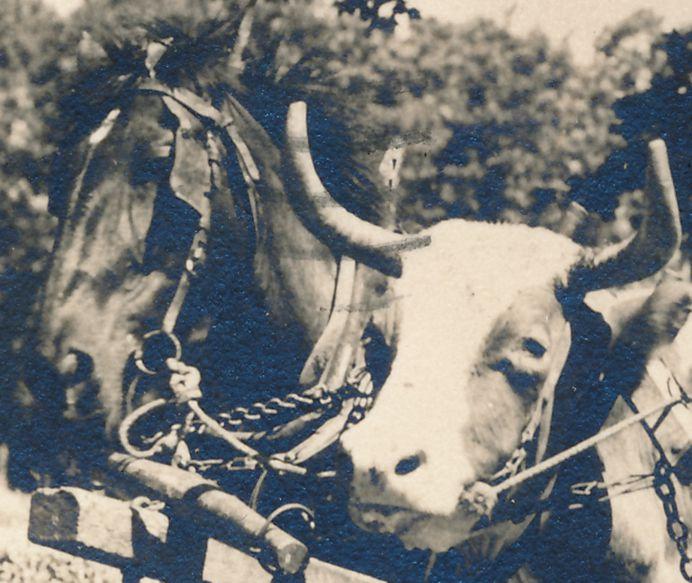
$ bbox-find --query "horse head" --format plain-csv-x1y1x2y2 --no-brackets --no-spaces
17,37,410,485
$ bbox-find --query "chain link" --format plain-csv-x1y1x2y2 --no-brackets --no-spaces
344,365,376,428
569,395,691,580
490,395,548,484
624,370,692,582
211,385,350,435
198,361,375,437
652,457,692,581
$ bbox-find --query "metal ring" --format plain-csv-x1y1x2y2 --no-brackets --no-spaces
134,330,182,375
118,398,170,458
257,503,316,541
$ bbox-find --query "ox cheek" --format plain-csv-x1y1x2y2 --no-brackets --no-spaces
466,371,529,471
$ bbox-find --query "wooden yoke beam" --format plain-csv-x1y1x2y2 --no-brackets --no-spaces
29,483,383,582
107,453,307,575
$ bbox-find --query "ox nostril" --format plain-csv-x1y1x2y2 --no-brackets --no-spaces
369,467,382,486
394,453,424,476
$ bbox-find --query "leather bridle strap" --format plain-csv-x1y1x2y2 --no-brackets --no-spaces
133,138,214,375
133,83,232,374
161,182,211,335
139,79,260,181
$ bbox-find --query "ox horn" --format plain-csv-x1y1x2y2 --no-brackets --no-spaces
285,101,429,277
575,140,682,292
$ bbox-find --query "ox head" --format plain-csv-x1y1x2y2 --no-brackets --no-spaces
284,103,683,552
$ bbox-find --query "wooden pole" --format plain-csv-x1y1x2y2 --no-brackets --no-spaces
108,453,308,575
29,486,383,582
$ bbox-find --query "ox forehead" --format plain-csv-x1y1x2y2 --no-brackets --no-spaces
341,220,582,551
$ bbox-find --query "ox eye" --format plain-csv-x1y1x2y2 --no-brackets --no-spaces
507,370,540,393
522,338,546,358
490,358,540,394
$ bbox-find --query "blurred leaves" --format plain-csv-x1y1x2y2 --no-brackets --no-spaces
573,24,690,253
0,0,60,280
0,0,688,307
335,0,420,33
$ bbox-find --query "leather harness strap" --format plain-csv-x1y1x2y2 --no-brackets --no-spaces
134,82,257,374
140,79,260,181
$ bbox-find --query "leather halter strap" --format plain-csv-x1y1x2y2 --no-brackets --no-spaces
133,79,262,374
139,79,260,181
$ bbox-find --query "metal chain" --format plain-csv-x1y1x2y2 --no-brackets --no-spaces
490,395,547,484
214,388,341,431
653,457,692,581
611,371,692,582
122,348,376,472
202,357,376,436
490,434,529,484
344,365,376,429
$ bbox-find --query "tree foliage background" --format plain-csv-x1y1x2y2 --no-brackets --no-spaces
0,0,689,365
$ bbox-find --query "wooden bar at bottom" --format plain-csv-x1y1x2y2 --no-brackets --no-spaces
29,487,384,583
109,453,307,575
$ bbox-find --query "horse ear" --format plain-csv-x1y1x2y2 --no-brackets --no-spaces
145,41,170,78
162,96,211,215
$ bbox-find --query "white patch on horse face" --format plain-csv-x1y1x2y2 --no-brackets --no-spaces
341,219,582,551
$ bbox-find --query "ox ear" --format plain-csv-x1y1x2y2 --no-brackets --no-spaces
285,101,430,278
576,140,682,292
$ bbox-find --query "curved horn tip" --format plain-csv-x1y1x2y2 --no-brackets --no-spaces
289,100,307,117
647,138,682,248
572,139,682,292
285,100,426,277
287,101,308,138
648,138,668,164
647,140,678,201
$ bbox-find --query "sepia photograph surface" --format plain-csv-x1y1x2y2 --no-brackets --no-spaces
0,1,690,581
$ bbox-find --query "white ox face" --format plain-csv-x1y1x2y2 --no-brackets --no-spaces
340,219,583,552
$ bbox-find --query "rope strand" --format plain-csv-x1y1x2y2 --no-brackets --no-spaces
492,396,685,495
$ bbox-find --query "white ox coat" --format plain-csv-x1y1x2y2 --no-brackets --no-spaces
341,219,583,552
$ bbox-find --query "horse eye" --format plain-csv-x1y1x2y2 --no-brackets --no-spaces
522,338,546,358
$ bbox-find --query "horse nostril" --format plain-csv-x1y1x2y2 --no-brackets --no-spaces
395,453,424,476
62,350,94,384
57,353,79,376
